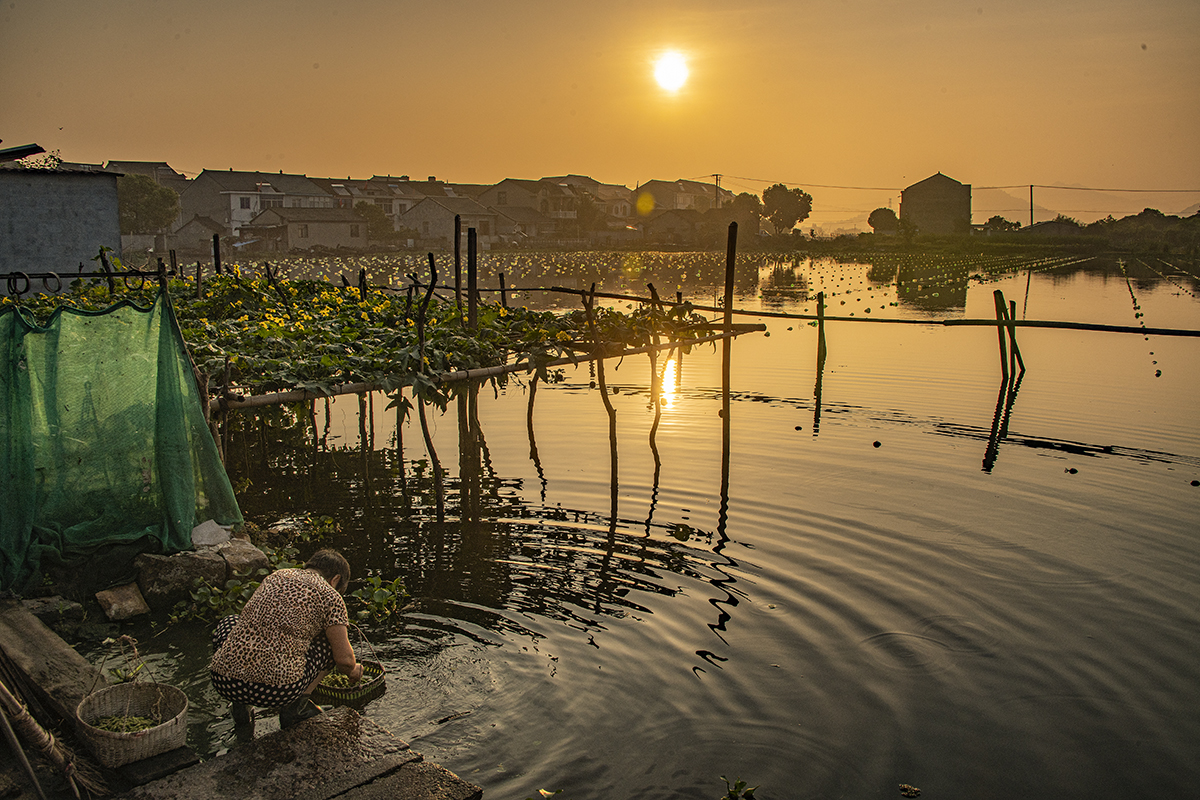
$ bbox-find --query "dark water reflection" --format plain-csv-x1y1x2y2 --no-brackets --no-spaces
107,254,1200,799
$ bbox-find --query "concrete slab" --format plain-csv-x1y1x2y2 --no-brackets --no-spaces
116,746,201,786
333,760,484,800
113,707,481,800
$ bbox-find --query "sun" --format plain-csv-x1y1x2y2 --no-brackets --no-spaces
654,52,689,91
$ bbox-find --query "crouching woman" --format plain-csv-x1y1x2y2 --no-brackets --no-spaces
209,548,364,728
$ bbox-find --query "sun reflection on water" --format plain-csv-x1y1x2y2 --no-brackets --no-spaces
660,356,678,410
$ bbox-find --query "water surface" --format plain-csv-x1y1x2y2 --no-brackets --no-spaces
111,253,1200,799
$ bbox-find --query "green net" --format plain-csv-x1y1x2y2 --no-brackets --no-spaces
1,288,242,593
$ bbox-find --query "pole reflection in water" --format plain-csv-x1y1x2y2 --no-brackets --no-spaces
525,374,547,502
983,370,1025,473
393,393,407,497
417,396,444,522
358,393,375,505
697,223,741,673
457,391,479,524
645,288,667,536
813,290,827,437
645,351,664,536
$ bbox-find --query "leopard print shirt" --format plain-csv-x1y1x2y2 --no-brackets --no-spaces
210,568,349,686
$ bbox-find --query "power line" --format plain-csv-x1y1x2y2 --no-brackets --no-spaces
978,184,1200,193
697,175,1200,194
724,174,901,191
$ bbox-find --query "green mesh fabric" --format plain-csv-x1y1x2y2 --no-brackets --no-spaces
1,289,242,592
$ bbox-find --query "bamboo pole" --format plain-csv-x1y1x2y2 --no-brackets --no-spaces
0,678,105,799
467,228,478,331
208,327,762,412
816,290,827,365
583,284,619,497
994,290,1010,382
0,697,48,800
454,214,462,316
540,285,1200,336
721,223,737,510
1008,299,1025,374
814,290,826,436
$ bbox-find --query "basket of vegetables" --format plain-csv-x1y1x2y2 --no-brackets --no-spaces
76,682,188,768
313,660,386,708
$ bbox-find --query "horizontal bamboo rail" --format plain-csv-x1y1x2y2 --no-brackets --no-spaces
208,325,765,413
515,284,1199,338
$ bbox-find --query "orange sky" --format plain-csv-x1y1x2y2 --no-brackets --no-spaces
3,0,1199,223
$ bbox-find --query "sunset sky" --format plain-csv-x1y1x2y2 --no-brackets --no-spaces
3,0,1198,224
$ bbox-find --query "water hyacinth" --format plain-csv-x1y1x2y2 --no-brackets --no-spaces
3,261,708,413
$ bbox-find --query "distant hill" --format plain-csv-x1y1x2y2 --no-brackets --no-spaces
971,185,1200,226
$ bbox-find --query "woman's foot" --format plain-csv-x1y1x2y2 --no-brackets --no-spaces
279,696,323,729
231,702,255,727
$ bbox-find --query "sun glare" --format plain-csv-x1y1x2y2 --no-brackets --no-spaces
654,52,688,91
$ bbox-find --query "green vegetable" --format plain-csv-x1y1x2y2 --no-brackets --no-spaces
321,672,354,688
94,714,158,733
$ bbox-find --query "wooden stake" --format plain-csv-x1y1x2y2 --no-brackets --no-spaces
99,250,115,295
816,290,827,365
454,214,463,315
1008,299,1025,374
722,223,737,502
993,290,1010,381
467,227,478,330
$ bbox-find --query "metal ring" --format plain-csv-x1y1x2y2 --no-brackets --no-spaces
122,271,146,290
43,272,62,293
6,272,30,297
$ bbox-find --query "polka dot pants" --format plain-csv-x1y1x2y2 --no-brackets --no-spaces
209,614,334,708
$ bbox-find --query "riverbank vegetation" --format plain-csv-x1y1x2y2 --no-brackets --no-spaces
2,263,709,410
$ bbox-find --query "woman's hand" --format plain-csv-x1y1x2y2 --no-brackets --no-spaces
326,625,362,683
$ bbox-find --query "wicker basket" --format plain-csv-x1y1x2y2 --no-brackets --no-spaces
76,683,188,768
312,660,386,708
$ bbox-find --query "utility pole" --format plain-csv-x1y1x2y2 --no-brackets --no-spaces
1030,185,1034,227
713,173,722,209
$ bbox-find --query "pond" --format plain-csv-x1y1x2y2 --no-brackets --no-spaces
101,252,1200,799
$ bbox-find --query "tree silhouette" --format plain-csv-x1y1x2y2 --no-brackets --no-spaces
868,207,899,233
117,174,179,234
984,215,1020,232
574,192,608,233
762,184,813,235
729,192,763,222
354,201,396,240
